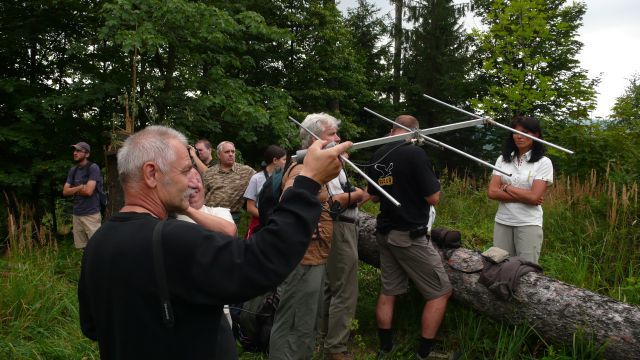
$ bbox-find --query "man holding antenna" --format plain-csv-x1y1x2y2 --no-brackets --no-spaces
367,115,451,359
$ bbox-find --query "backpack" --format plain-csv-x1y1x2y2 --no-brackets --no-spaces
71,162,108,215
231,290,279,353
256,163,299,229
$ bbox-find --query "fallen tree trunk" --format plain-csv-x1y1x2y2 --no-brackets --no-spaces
357,212,640,360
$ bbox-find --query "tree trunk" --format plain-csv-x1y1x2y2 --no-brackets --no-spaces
356,212,640,360
104,149,123,219
392,0,403,105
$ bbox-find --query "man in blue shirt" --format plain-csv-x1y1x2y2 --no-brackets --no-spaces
63,141,103,249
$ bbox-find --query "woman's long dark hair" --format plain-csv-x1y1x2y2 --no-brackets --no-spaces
501,116,545,163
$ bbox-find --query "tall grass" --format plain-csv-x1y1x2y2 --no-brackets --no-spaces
0,197,98,359
1,168,638,359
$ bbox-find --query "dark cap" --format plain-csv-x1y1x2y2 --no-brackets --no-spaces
71,142,91,152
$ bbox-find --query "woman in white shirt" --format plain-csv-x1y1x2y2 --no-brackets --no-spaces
487,116,553,264
243,145,287,238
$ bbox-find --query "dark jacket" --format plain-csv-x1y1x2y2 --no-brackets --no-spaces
78,176,322,359
479,256,543,300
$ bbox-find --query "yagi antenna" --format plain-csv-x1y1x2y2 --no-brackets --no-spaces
422,94,574,155
363,107,513,177
288,116,401,207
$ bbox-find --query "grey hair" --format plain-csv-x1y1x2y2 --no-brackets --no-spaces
117,125,188,185
216,141,235,154
299,113,341,149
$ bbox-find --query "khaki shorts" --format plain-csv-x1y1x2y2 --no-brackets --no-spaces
376,230,451,300
72,213,102,249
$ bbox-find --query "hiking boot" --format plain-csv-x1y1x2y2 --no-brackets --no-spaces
326,351,354,360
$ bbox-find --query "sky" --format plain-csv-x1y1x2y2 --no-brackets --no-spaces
336,0,640,118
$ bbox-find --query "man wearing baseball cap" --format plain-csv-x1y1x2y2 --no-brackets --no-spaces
63,141,103,249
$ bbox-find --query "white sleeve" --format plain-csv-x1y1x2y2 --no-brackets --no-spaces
491,155,505,177
243,173,259,201
207,207,235,224
535,157,554,184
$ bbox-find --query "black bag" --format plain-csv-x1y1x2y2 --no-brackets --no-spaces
430,227,462,249
256,163,298,230
231,291,279,353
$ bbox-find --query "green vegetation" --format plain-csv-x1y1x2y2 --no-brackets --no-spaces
1,170,637,359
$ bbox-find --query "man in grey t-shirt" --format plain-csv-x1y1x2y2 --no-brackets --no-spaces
62,142,103,249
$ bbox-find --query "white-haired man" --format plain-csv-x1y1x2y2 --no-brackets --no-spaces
78,125,351,359
270,113,363,360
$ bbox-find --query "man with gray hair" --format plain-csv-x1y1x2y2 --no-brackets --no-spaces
202,140,255,224
270,112,359,360
78,125,352,359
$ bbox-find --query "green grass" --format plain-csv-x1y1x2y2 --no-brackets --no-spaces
1,173,637,359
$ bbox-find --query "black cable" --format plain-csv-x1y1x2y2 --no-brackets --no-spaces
349,141,410,167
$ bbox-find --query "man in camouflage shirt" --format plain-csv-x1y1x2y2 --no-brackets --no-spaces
203,141,255,224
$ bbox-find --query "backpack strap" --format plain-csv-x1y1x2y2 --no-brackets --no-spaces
152,220,174,328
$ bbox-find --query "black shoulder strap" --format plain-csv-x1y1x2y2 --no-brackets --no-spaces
263,168,269,180
152,220,174,328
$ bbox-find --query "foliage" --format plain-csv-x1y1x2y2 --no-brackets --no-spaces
547,120,640,183
610,73,640,127
402,0,486,174
345,0,395,141
100,0,294,154
470,0,598,122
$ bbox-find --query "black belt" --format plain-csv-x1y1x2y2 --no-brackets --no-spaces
335,215,357,224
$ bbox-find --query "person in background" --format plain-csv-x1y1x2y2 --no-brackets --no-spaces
176,168,237,359
321,145,365,360
487,115,553,264
202,141,255,224
269,113,340,360
367,115,451,360
190,139,215,174
243,145,287,238
62,141,103,249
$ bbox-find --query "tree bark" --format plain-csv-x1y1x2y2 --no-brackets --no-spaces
392,0,403,105
356,212,640,360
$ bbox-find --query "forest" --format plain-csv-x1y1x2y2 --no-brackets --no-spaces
1,0,639,359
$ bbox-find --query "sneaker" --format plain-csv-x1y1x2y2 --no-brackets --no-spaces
326,351,354,360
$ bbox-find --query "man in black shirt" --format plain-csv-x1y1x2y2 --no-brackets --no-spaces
367,115,451,360
78,125,351,359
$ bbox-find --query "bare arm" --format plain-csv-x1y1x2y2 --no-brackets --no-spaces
488,175,546,205
63,180,96,197
62,183,82,197
188,146,209,174
487,175,514,202
246,199,259,218
425,191,441,206
180,207,237,236
331,187,365,209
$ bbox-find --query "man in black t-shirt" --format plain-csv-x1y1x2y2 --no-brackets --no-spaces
78,125,352,360
367,115,452,360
